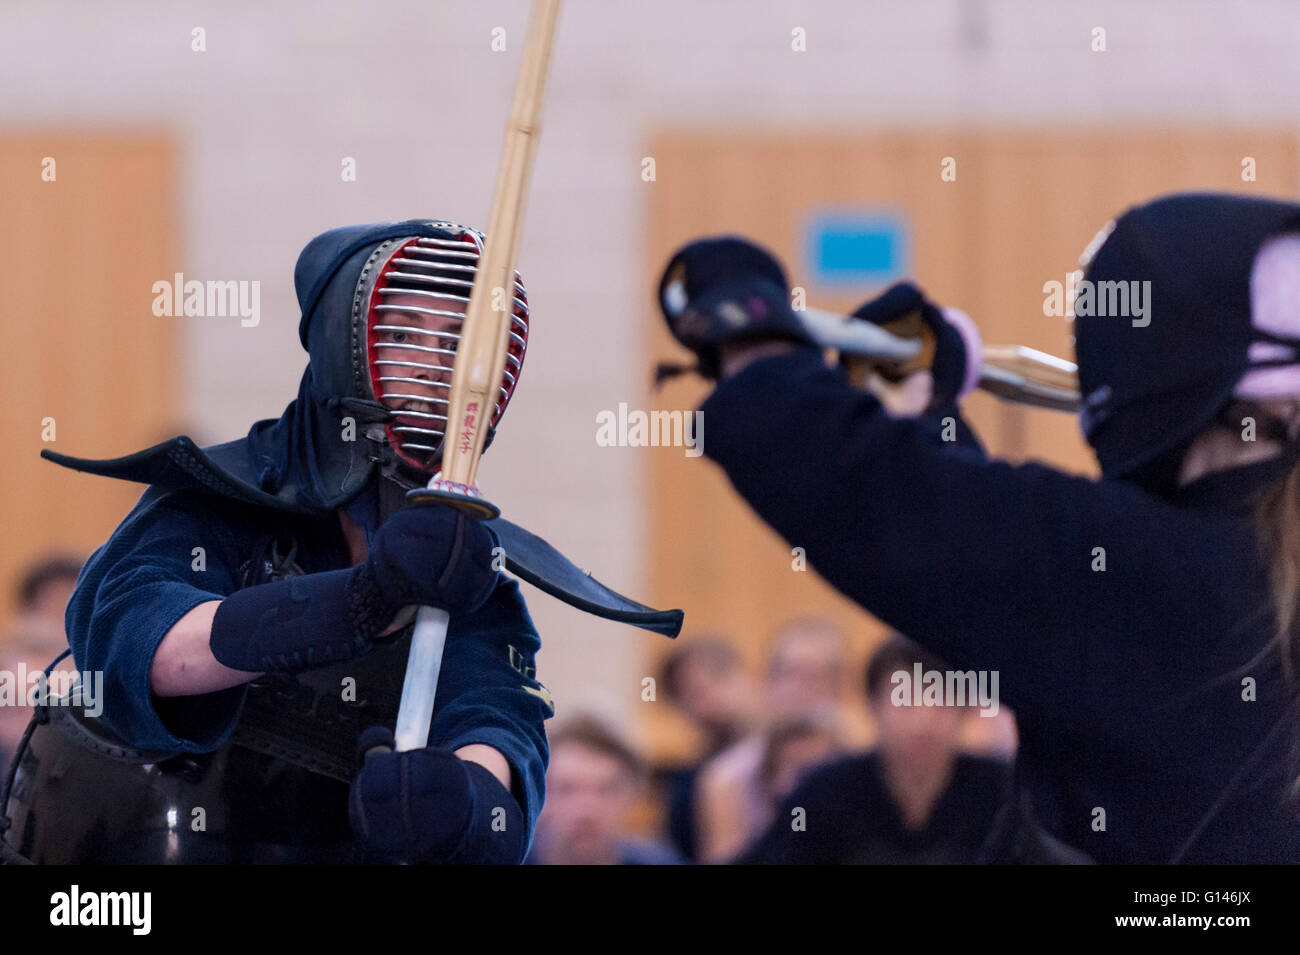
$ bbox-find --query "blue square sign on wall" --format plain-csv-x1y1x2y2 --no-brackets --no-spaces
806,211,909,288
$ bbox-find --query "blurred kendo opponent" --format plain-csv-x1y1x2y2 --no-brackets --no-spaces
655,194,1300,863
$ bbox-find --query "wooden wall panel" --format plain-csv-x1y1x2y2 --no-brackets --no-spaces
641,127,1298,763
0,132,179,632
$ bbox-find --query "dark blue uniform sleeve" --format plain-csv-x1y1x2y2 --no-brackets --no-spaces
701,351,1271,739
429,575,553,842
65,488,249,754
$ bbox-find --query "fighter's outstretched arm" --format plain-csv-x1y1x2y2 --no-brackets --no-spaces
698,348,1266,735
148,600,249,695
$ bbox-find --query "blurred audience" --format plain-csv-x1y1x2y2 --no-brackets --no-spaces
695,616,848,862
737,635,1012,864
0,554,82,770
656,637,757,860
528,714,683,865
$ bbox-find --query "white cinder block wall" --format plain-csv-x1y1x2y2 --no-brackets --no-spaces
4,0,1299,738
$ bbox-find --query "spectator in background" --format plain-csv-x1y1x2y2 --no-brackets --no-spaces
758,713,844,813
0,554,82,769
695,616,847,862
738,635,1012,864
659,637,755,752
16,555,83,626
657,637,757,860
528,714,683,865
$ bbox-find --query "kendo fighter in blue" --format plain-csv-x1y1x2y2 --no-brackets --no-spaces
1,219,680,865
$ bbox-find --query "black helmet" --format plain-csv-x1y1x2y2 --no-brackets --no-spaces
1074,192,1300,492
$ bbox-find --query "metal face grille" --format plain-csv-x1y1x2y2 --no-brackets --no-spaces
365,230,529,473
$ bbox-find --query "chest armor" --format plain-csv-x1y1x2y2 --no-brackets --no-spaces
232,533,412,781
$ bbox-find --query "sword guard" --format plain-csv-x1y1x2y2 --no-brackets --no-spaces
405,477,500,520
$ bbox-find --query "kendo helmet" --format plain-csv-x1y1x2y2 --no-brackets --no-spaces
1072,193,1300,493
293,219,529,493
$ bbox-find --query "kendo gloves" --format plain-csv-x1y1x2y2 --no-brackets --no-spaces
209,504,500,675
847,281,983,409
348,726,527,865
656,237,981,405
657,236,819,379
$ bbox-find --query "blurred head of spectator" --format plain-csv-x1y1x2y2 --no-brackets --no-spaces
692,621,847,863
531,714,682,865
737,636,1012,864
865,635,969,792
766,616,847,720
660,637,754,751
1,554,82,766
16,554,82,625
758,713,843,806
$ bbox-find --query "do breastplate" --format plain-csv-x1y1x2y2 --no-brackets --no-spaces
231,532,411,782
